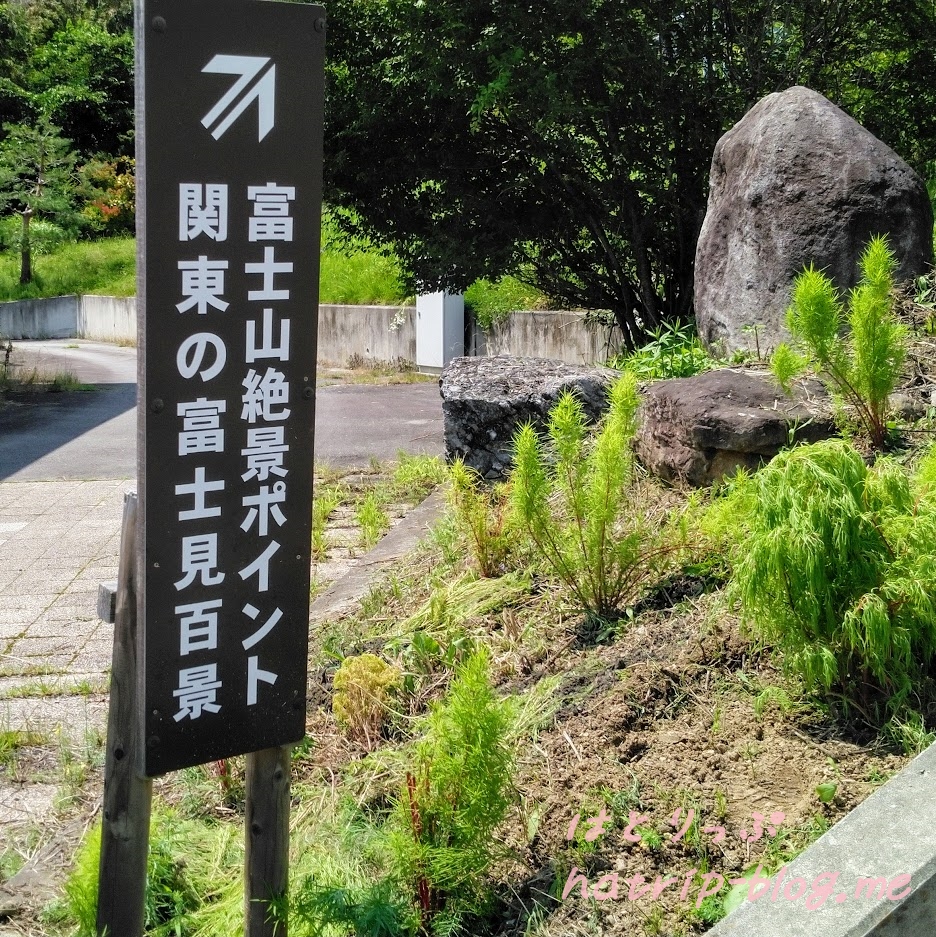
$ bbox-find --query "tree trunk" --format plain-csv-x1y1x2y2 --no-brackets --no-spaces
19,209,32,285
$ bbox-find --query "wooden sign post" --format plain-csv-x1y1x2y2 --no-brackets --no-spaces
98,3,324,933
97,492,152,937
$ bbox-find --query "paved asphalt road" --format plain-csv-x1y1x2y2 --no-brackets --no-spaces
0,340,445,481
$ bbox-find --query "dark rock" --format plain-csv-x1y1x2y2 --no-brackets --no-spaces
440,355,619,479
889,392,927,422
634,368,836,486
695,86,933,357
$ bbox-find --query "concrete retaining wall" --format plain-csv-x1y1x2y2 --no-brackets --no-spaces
708,740,936,937
316,304,416,368
0,296,621,366
0,296,79,339
77,295,136,343
468,308,621,364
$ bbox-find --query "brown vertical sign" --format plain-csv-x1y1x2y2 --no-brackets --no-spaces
137,0,324,777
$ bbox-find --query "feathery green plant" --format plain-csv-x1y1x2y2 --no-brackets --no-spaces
384,648,515,935
771,234,907,449
63,811,212,937
711,439,936,722
511,373,686,620
447,459,515,577
293,649,517,936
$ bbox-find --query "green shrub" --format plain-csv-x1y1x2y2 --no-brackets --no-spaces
293,649,518,937
448,459,515,577
290,877,413,936
384,648,515,934
607,319,713,381
710,439,936,721
464,275,547,331
510,373,687,620
63,812,205,937
771,234,908,449
0,215,71,255
333,654,402,749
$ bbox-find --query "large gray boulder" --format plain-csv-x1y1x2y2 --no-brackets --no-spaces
440,355,618,479
695,86,933,357
634,368,836,486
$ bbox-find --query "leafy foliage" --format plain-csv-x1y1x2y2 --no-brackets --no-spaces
325,0,936,346
607,320,714,381
64,811,205,937
290,877,413,937
510,373,687,620
80,156,134,234
293,649,518,937
710,439,936,721
768,341,807,392
26,17,133,158
0,214,69,255
464,275,548,332
320,208,409,305
0,2,132,159
384,648,516,934
771,234,908,449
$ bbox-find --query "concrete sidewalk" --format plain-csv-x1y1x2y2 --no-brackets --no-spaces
0,478,126,732
0,348,446,732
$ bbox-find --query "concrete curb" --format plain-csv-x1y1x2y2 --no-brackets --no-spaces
308,488,446,623
92,489,447,764
708,741,936,936
96,490,448,627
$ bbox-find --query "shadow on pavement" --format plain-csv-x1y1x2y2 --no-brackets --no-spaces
0,383,136,481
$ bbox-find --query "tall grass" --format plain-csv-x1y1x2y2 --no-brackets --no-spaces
0,226,552,314
465,275,548,330
319,248,409,305
0,236,136,300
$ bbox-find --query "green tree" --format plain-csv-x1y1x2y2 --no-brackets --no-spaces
0,2,134,167
18,0,132,37
27,18,133,158
324,0,936,347
0,118,79,283
0,2,32,127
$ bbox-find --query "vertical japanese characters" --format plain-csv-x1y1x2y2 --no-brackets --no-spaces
170,181,298,725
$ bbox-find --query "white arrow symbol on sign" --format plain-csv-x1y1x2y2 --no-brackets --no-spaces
201,55,276,142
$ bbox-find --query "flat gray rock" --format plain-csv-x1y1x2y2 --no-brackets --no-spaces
634,368,836,486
